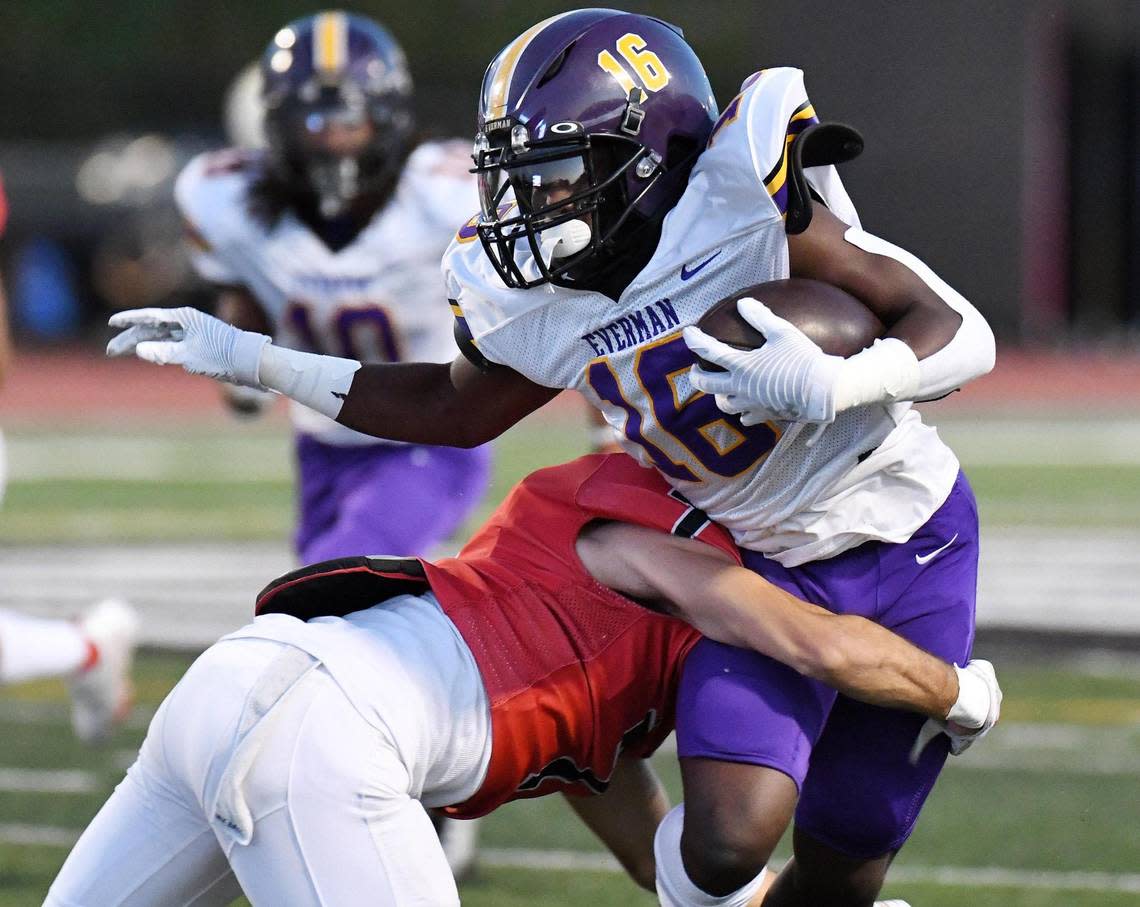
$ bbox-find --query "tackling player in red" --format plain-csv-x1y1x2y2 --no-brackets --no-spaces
48,454,998,905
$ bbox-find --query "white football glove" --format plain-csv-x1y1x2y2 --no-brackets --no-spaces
107,307,270,389
909,658,1002,764
683,297,843,426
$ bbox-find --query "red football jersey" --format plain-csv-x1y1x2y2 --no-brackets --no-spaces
424,454,740,818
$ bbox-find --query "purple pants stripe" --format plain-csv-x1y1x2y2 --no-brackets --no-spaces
293,435,493,563
676,471,979,857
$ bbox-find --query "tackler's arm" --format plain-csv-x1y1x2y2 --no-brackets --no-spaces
576,521,1000,739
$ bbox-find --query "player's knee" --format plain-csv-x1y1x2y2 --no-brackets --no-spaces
656,805,771,906
676,762,793,895
681,822,771,895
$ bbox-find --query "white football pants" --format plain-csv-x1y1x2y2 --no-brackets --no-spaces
47,637,462,906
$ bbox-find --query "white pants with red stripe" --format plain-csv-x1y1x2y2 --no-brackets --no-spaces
48,596,491,906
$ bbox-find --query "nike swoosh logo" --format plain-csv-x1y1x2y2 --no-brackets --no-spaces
915,532,958,565
680,250,722,280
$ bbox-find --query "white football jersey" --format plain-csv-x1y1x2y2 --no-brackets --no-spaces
444,68,960,566
177,140,475,445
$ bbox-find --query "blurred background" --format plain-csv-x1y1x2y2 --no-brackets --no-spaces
1,2,1138,906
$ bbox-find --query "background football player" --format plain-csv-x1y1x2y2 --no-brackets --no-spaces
0,169,139,744
110,9,998,905
174,11,492,566
47,453,998,907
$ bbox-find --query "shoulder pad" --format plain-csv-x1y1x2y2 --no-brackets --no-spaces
698,69,816,218
175,150,263,284
174,149,260,232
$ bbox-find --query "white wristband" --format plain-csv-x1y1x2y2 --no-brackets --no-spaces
832,337,921,412
946,663,989,728
257,344,362,421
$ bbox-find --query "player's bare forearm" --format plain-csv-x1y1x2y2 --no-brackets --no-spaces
577,522,958,719
788,203,961,359
563,755,667,892
336,356,559,447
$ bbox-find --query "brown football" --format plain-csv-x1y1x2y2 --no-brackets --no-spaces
694,278,884,369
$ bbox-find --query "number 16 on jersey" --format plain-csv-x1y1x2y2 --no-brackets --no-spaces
586,333,780,482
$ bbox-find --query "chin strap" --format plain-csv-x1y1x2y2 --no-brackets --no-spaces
784,122,864,235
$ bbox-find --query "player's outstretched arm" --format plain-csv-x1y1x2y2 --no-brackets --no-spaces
335,354,559,447
562,755,668,893
577,522,999,741
107,306,558,447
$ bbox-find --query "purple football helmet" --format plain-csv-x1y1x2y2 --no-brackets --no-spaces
260,11,414,218
472,9,718,289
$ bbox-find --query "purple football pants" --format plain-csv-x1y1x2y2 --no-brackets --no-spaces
676,471,978,858
293,435,493,563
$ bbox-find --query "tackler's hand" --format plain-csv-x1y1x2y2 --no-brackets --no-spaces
683,297,843,426
107,307,271,389
910,658,1002,764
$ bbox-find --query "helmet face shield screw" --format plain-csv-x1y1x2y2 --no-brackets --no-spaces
636,151,662,179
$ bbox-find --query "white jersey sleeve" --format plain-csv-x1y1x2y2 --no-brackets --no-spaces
694,67,860,234
174,149,257,287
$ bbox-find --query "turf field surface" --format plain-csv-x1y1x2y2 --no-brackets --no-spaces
2,350,1139,904
1,652,1138,906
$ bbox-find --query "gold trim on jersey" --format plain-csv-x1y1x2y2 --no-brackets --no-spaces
698,421,747,457
762,100,817,211
450,300,481,349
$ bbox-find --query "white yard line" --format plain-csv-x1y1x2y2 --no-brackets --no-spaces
0,824,79,847
0,769,99,794
7,417,1140,482
0,699,154,731
886,864,1140,894
479,850,1140,893
3,534,1140,643
1,831,1137,894
1,828,1136,894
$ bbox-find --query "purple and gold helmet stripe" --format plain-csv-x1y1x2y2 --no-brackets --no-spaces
762,100,819,216
313,10,349,75
484,12,576,119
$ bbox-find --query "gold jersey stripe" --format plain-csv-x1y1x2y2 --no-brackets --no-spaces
763,102,818,200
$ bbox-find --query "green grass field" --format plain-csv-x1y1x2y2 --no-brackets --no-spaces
2,653,1138,906
5,417,1140,544
2,413,1138,904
